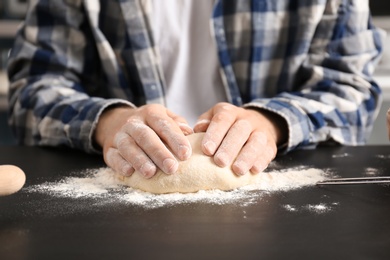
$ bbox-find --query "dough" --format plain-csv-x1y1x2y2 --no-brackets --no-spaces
121,132,259,194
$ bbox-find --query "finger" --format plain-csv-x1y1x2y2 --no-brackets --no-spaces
122,120,180,175
214,119,252,168
202,103,237,156
194,109,213,132
167,110,193,135
178,122,194,136
146,114,192,161
250,143,277,174
232,131,267,175
193,119,211,133
250,160,267,174
115,127,159,178
105,147,135,177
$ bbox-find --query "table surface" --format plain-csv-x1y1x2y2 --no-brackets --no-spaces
0,145,390,260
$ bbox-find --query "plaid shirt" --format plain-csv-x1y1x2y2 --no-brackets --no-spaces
7,0,385,154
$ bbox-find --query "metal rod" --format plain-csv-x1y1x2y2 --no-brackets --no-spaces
317,176,390,185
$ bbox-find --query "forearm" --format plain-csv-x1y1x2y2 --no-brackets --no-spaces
8,76,134,153
244,82,381,153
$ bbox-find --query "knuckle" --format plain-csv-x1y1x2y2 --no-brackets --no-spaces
130,154,147,169
244,143,256,155
114,132,129,149
141,104,157,112
141,104,163,118
156,119,171,133
252,131,267,145
216,102,233,110
126,121,150,144
234,119,251,130
150,149,168,162
134,130,149,144
213,112,230,123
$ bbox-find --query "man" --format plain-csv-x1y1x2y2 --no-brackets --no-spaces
7,0,385,179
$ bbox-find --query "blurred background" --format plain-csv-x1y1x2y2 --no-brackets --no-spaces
0,1,389,145
0,0,28,145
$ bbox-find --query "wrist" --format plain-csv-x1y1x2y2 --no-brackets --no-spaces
263,110,288,146
94,105,134,149
247,108,288,147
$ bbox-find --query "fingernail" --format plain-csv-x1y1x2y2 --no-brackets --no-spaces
178,122,193,135
215,152,229,167
203,141,216,155
140,162,156,178
233,161,248,176
195,119,210,125
254,163,267,173
178,145,191,160
121,164,133,176
163,158,178,174
194,119,210,128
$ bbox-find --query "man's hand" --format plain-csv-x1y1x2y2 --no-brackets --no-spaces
94,104,193,178
194,102,288,175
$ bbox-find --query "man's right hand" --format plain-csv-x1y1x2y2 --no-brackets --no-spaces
94,104,193,178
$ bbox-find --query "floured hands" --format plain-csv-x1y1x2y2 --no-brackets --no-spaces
194,102,288,176
94,104,193,178
95,103,287,178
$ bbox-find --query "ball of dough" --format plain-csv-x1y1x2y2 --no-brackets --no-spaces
121,132,259,194
0,165,26,196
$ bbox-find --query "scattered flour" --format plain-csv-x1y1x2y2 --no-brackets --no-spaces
283,204,298,212
283,202,339,214
364,167,379,176
376,155,390,159
306,203,331,213
26,167,329,209
332,153,350,158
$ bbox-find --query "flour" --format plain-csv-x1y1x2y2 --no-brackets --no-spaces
306,203,331,213
376,155,390,159
26,167,329,209
283,204,298,212
332,153,350,158
364,167,379,176
283,202,339,214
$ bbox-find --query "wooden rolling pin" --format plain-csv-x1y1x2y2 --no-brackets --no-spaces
0,165,26,196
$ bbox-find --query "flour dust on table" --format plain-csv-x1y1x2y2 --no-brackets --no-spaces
25,166,329,209
282,202,340,214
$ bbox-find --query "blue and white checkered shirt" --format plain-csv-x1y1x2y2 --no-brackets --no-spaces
7,0,385,154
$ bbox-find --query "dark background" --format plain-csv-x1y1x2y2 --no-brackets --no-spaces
370,2,390,16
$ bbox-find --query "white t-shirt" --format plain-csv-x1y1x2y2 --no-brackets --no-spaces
151,0,227,126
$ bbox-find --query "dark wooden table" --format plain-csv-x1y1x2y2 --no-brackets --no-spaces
0,145,389,259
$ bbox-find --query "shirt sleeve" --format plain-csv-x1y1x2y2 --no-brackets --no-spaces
7,1,134,153
244,2,386,153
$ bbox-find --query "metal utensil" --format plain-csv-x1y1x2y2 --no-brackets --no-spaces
317,176,390,185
